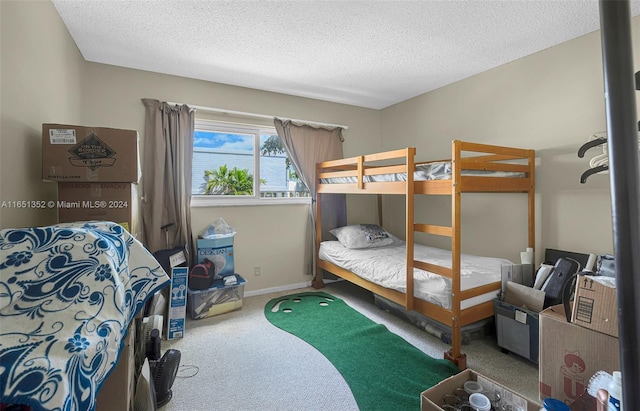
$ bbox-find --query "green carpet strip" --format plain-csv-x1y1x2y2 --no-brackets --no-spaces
264,292,459,410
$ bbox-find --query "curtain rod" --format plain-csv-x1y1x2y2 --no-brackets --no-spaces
166,101,349,130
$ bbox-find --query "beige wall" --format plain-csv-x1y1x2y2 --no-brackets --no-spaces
2,1,637,291
79,63,381,292
0,0,381,293
1,0,85,228
380,15,640,264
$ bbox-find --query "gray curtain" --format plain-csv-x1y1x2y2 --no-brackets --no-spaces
141,99,195,264
274,118,346,276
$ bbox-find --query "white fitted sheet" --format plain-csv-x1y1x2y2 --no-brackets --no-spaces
319,240,511,310
319,161,524,184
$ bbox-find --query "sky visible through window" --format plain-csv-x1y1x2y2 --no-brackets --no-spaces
194,130,271,150
192,125,308,198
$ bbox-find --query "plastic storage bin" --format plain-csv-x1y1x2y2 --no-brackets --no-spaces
494,298,539,363
187,274,246,320
375,294,493,344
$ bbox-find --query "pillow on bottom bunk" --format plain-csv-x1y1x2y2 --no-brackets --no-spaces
330,224,395,249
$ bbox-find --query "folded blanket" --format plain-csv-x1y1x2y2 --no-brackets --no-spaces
0,221,171,411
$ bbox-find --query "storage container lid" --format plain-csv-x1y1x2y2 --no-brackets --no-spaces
542,398,570,411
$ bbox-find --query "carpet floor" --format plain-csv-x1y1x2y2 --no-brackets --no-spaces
160,280,539,411
264,291,459,410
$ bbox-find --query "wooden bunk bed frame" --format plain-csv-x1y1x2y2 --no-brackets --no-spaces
313,139,535,369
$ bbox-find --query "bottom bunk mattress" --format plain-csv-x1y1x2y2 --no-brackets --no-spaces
318,240,511,310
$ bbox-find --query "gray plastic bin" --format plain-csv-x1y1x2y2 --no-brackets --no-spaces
494,298,539,364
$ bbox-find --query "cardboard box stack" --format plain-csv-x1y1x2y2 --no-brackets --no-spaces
42,124,140,236
538,274,620,405
495,254,621,406
539,304,620,404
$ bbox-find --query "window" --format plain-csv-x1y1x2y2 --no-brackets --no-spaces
191,119,310,205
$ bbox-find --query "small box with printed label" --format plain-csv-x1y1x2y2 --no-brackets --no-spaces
196,236,234,277
167,266,188,340
571,274,618,337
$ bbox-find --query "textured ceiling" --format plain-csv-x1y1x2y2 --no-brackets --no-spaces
52,0,640,109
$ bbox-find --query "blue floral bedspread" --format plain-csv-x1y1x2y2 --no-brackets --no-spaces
0,221,171,411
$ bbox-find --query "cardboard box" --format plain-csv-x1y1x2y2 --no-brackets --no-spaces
502,281,545,313
167,267,188,339
187,274,246,320
96,321,135,411
57,182,140,238
43,123,139,182
501,263,535,291
539,304,620,404
421,369,541,411
571,275,618,337
197,237,235,277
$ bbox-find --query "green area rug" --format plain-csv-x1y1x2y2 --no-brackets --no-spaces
264,292,459,410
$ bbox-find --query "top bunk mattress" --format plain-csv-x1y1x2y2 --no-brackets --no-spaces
319,240,511,310
319,161,524,184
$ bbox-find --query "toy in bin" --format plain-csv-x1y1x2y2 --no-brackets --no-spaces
189,258,218,290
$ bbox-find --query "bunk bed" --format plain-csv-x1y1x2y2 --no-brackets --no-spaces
314,139,535,369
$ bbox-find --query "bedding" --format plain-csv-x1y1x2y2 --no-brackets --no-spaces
319,161,524,184
0,221,171,411
319,240,510,310
329,224,397,249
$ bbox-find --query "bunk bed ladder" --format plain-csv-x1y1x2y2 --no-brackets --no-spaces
413,141,466,369
448,140,464,368
405,148,416,312
313,182,323,289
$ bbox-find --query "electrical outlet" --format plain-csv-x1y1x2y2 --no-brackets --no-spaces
254,266,261,277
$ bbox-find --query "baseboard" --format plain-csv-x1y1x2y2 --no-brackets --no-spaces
244,278,345,297
244,281,312,297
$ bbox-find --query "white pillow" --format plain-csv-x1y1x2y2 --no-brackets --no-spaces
329,224,395,249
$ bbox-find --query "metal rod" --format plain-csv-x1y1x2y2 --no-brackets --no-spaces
166,101,349,130
598,0,640,403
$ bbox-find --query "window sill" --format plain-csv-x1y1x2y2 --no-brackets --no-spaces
190,195,312,207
